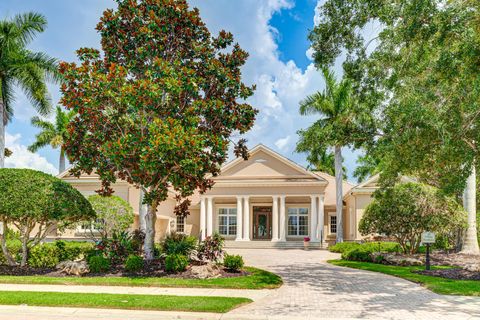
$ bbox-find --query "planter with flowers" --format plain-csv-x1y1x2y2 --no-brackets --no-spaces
303,237,310,250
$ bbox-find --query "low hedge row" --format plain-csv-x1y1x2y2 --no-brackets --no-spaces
0,240,94,268
329,241,401,263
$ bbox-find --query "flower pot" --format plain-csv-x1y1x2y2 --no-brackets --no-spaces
303,241,310,250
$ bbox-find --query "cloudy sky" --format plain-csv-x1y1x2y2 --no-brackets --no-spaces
1,0,360,181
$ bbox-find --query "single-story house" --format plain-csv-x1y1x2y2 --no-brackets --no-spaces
57,144,382,248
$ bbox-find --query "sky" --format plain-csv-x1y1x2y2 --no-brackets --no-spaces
0,0,361,182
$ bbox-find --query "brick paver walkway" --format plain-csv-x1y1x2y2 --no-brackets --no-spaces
227,249,480,319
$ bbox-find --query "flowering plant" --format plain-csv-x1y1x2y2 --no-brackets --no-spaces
303,237,311,242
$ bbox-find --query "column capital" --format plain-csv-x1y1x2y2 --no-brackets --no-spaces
243,195,250,200
279,195,286,199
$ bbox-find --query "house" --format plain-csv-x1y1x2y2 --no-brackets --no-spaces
58,144,380,247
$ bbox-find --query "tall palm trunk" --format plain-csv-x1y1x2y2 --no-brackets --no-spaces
59,147,66,174
0,99,5,169
334,145,344,243
461,165,479,254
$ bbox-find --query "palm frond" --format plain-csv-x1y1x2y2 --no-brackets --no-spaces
14,61,52,116
27,130,55,153
31,115,55,131
13,12,47,46
1,78,15,124
25,51,61,83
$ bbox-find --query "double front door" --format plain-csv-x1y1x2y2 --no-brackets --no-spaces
253,206,272,240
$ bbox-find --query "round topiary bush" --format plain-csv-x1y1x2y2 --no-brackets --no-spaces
88,255,111,273
124,254,144,272
341,247,372,262
223,254,244,272
164,254,188,273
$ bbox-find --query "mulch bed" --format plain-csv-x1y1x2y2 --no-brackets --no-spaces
415,268,480,281
0,261,249,279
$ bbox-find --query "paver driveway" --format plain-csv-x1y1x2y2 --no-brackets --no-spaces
227,248,480,320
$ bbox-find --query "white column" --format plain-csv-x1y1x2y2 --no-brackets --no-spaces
236,196,243,241
310,195,318,242
318,195,325,245
279,195,286,241
271,196,279,241
243,196,250,240
206,197,213,237
200,197,206,240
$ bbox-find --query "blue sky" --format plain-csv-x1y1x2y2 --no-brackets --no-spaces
1,0,360,181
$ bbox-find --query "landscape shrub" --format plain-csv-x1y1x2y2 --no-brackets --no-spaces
223,254,244,271
341,247,372,262
124,254,144,272
28,244,59,268
0,168,95,266
198,233,224,262
80,195,134,240
88,255,111,273
95,230,144,264
328,242,361,253
362,242,401,253
165,254,188,272
161,232,197,256
55,241,93,262
359,182,466,254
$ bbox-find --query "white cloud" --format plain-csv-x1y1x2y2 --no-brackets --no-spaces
5,132,58,175
275,136,291,151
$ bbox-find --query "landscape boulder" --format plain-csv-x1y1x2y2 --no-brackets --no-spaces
190,263,222,279
56,260,89,276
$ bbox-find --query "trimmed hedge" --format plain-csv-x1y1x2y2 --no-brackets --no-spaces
329,241,401,254
223,254,244,271
0,240,94,267
165,254,188,272
124,254,144,272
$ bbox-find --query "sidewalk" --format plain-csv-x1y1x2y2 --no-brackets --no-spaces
0,283,272,301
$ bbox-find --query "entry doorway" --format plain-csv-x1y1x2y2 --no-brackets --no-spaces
253,206,272,240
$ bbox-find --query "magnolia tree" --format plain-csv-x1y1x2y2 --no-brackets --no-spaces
359,183,466,254
79,195,134,240
60,0,257,260
0,169,95,266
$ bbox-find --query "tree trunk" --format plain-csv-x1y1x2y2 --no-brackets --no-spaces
0,222,16,266
138,189,147,233
334,145,344,243
59,148,66,174
461,165,480,254
0,99,5,169
144,201,157,261
20,235,29,267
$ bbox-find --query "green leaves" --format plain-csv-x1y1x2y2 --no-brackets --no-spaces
60,0,257,210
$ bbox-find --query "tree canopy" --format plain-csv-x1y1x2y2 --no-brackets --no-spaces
0,168,95,266
59,0,257,259
0,12,59,168
359,182,466,254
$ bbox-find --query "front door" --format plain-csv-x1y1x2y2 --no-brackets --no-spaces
253,206,272,240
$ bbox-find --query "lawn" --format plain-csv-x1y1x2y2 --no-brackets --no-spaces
329,259,480,296
0,267,282,289
0,290,250,313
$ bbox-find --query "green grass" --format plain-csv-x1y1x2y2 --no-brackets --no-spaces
329,259,480,296
0,290,250,313
0,267,282,290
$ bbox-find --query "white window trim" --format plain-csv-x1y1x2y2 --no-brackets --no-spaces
287,206,309,237
176,215,185,233
328,212,337,235
217,206,237,236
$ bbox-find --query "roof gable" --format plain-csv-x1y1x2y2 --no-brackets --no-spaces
217,144,326,182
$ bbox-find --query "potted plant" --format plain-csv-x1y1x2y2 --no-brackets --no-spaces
303,237,310,250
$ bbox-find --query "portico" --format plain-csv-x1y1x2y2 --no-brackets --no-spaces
199,194,325,243
196,145,329,245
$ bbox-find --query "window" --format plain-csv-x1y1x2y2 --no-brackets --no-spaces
330,215,337,234
176,216,185,233
287,207,308,236
77,219,103,233
218,208,237,236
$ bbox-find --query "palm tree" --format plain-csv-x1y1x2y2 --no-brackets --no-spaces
0,12,59,168
28,106,72,173
297,68,359,243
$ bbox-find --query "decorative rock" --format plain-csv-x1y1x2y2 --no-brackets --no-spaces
383,254,423,266
56,260,89,276
464,263,480,272
190,263,222,279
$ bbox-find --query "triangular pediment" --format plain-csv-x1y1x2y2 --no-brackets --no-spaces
217,145,326,182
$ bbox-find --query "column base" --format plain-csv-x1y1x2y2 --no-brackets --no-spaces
235,238,251,241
